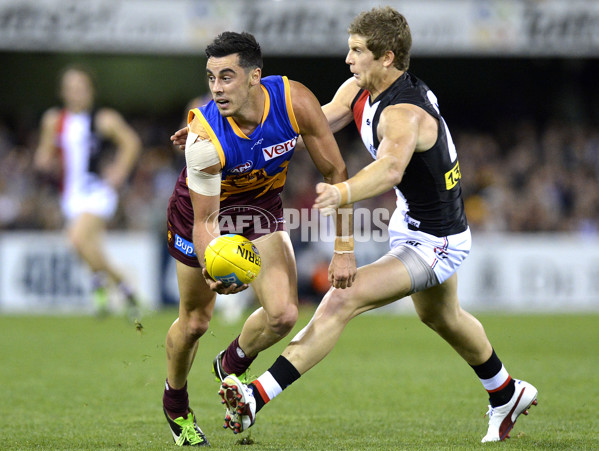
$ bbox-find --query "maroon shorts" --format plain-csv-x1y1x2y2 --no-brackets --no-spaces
167,167,285,268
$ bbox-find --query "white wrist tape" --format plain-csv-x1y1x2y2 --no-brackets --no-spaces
340,181,351,205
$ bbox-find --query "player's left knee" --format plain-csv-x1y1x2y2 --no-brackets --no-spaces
186,315,211,341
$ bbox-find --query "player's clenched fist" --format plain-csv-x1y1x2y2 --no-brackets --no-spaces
313,182,342,216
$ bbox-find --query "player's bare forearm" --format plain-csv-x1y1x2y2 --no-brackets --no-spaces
313,154,403,216
331,204,356,289
290,79,348,184
335,204,354,239
345,154,403,202
189,190,220,265
306,133,348,185
192,227,212,269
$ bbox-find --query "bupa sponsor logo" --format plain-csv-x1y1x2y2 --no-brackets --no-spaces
230,160,253,174
262,137,297,161
174,233,196,257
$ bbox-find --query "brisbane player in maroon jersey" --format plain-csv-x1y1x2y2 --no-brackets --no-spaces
163,32,356,446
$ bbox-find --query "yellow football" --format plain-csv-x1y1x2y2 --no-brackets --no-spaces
204,234,261,286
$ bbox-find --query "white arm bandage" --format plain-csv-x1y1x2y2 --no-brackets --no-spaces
185,136,222,196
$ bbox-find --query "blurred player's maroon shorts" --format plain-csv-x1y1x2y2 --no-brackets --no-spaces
167,167,285,268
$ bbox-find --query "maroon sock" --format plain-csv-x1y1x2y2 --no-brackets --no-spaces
163,379,189,419
222,335,256,375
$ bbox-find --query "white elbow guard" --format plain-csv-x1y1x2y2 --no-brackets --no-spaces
185,138,222,196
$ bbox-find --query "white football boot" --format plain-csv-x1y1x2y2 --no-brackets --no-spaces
482,379,538,442
219,374,256,434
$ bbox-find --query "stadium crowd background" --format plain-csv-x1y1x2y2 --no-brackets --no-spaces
3,112,598,233
1,50,598,306
1,57,598,235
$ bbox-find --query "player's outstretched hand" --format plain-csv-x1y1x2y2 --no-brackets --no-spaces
313,182,341,216
170,127,189,151
202,268,249,294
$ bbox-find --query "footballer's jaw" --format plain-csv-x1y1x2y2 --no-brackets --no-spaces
206,54,258,118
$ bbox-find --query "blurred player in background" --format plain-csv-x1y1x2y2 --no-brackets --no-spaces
216,7,538,443
163,32,356,446
34,65,142,316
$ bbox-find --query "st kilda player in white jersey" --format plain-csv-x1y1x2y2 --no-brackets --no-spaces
54,108,117,220
34,65,142,316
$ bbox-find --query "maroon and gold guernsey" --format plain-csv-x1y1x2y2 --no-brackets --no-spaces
167,75,300,267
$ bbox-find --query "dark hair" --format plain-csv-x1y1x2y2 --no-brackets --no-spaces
348,6,412,71
205,31,263,70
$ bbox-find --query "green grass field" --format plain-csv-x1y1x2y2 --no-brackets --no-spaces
1,307,598,450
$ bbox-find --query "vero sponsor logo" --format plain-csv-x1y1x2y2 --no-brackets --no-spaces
262,137,297,161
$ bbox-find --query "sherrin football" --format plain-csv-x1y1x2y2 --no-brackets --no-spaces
204,234,261,286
